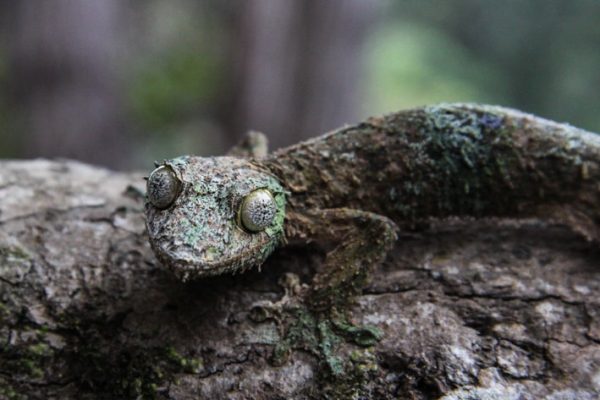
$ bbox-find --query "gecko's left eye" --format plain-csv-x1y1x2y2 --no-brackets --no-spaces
147,165,182,209
239,189,277,232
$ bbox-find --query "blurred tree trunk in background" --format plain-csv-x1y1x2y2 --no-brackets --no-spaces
5,0,130,168
229,0,378,150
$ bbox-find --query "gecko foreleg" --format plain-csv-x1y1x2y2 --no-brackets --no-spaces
269,208,398,372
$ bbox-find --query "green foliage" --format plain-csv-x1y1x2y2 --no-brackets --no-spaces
128,46,221,131
376,0,600,132
365,23,509,115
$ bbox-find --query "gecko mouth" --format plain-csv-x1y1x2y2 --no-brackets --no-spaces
153,236,274,280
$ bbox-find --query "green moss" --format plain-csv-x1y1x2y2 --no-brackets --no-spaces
0,311,202,399
27,343,51,357
0,301,8,317
0,329,55,386
165,346,203,373
0,383,26,400
317,320,344,376
332,318,383,348
265,183,287,239
271,307,346,370
271,308,319,366
0,245,31,261
321,349,381,399
68,337,203,399
396,105,521,219
269,303,383,394
180,217,209,247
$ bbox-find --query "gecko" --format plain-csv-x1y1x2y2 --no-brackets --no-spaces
144,103,600,369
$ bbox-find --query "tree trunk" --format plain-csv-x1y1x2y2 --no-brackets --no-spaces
0,155,598,399
5,0,129,169
228,0,378,150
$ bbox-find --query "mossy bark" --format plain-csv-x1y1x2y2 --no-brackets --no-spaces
1,109,600,398
267,104,600,242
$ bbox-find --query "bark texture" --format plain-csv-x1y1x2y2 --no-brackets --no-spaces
0,158,599,399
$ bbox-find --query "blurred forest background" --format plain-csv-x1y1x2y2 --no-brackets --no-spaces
0,0,598,170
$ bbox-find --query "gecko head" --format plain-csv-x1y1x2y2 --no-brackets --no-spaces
144,156,286,281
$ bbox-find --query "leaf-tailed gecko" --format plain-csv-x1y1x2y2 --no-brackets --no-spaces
144,103,600,363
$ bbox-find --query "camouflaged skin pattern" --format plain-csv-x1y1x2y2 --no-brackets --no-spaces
146,104,600,281
145,156,286,281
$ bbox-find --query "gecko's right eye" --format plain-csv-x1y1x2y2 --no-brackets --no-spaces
238,189,277,232
147,165,182,209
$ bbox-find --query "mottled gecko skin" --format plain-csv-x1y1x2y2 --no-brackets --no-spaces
145,156,286,281
145,103,600,306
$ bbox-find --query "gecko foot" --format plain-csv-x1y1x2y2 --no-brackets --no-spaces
249,274,382,376
255,208,396,375
268,304,382,378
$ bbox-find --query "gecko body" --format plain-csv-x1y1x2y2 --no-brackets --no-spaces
146,104,600,283
145,104,600,363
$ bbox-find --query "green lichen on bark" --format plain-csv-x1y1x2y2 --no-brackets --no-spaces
65,339,202,399
268,305,384,397
0,329,54,397
0,306,201,399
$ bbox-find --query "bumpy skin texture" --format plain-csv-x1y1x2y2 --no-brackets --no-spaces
267,104,600,237
146,103,600,290
146,156,286,281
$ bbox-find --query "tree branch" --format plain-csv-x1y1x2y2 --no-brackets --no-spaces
0,154,599,399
